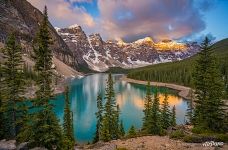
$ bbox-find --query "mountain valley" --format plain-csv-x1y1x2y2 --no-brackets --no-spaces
56,25,200,72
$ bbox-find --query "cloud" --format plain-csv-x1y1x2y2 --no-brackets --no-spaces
28,0,215,42
96,0,208,41
68,0,93,3
196,33,216,43
27,0,95,29
195,0,216,12
179,32,216,43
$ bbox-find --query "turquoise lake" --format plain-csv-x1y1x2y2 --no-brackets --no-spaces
53,74,189,143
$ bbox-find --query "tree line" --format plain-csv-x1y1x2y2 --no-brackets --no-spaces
0,7,75,149
93,74,177,142
127,37,228,133
127,39,228,99
1,5,227,150
141,82,176,135
93,73,124,142
192,37,227,132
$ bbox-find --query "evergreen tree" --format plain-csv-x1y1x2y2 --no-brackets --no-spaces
224,61,228,98
170,106,176,127
193,37,226,132
142,81,152,132
0,63,5,139
100,73,119,141
93,92,103,143
161,90,171,129
28,6,64,149
149,87,162,135
100,117,111,142
63,86,75,149
128,125,137,138
1,34,27,139
185,89,194,124
114,104,121,139
119,120,125,137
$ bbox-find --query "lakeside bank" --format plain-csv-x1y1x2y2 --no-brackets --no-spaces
121,76,192,100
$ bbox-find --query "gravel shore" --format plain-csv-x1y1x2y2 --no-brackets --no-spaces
121,76,192,99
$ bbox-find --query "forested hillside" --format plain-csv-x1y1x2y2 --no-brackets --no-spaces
127,38,228,97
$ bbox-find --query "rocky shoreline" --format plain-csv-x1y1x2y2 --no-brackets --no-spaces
2,136,226,150
23,76,80,99
121,76,192,99
77,136,227,150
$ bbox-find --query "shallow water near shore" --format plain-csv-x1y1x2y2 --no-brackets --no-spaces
53,74,189,143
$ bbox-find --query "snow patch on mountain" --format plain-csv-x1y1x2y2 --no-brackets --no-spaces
55,26,200,72
134,37,154,45
69,24,80,29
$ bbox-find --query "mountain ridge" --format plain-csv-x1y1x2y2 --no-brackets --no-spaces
0,0,201,74
127,38,228,97
56,25,200,72
0,0,84,77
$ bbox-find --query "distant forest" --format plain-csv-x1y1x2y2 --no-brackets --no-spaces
127,38,228,98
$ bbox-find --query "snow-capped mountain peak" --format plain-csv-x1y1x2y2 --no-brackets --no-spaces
69,24,80,29
55,25,200,72
54,27,61,32
155,40,187,51
117,38,127,46
134,37,154,45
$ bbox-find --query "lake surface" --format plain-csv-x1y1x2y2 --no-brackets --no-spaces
53,74,189,143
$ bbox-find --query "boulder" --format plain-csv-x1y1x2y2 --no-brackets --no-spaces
0,140,16,150
16,142,28,150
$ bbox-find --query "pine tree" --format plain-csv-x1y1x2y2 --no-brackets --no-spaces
114,104,121,139
28,6,64,149
63,86,75,149
149,87,162,135
161,90,171,129
186,89,194,124
170,106,176,127
1,33,27,139
93,92,103,143
142,81,152,132
119,120,125,137
0,63,5,139
100,73,119,141
128,125,137,138
193,37,226,132
100,117,111,142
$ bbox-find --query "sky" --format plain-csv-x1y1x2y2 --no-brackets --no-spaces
27,0,228,42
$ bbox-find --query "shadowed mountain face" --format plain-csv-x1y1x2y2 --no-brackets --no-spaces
56,25,200,72
0,0,82,71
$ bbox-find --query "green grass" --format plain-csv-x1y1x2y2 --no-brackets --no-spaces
183,134,228,143
169,130,185,139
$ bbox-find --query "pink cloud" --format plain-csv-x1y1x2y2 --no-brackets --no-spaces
27,0,95,29
97,0,206,41
28,0,208,41
68,0,93,3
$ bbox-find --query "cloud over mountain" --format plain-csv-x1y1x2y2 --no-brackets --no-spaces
97,0,208,41
27,0,95,28
28,0,217,42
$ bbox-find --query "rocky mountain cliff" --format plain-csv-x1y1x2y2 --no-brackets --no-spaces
0,0,200,74
56,25,200,72
0,0,83,77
